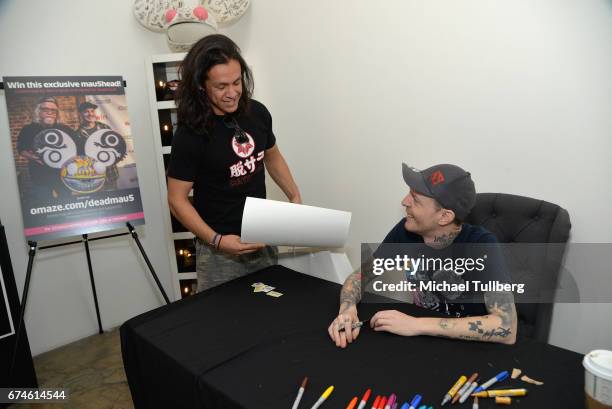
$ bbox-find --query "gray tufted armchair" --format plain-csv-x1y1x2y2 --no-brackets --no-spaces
465,193,571,343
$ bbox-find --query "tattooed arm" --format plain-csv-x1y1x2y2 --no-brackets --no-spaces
328,270,369,348
337,253,381,314
370,291,518,345
339,271,362,313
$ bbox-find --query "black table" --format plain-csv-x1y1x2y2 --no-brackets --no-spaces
120,266,584,409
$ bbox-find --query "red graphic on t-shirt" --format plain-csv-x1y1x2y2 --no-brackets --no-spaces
430,170,445,185
235,142,252,155
231,132,256,158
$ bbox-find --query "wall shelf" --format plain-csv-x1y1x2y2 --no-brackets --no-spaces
146,52,196,299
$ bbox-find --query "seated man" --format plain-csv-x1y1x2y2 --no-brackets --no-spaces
328,163,517,347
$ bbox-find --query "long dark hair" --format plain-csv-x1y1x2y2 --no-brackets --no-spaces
176,34,254,136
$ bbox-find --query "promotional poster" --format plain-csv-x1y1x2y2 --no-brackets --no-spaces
3,76,145,241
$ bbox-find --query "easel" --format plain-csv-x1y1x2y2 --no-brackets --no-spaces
9,222,170,378
1,78,169,379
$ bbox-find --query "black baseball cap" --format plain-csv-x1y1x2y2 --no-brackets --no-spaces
78,101,98,112
402,163,476,220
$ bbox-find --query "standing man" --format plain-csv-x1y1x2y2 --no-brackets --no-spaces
76,102,118,190
328,163,517,347
17,96,75,200
167,34,302,292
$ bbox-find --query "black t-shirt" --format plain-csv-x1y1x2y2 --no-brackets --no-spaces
16,122,76,198
167,100,276,235
374,220,510,317
382,220,499,245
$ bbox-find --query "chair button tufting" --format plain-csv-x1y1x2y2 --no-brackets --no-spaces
533,215,539,220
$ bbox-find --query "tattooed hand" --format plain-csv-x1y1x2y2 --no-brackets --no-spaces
328,271,363,348
328,304,361,348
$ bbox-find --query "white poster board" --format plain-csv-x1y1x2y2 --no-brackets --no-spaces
241,197,351,247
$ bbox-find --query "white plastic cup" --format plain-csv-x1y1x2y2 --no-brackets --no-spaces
583,349,612,409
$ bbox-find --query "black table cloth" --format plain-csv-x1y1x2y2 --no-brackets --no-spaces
120,265,584,409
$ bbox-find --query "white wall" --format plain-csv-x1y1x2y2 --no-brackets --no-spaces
229,0,612,354
0,0,174,355
1,0,611,355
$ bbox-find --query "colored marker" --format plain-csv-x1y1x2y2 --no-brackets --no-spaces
391,404,398,409
371,396,381,409
441,375,468,406
459,382,479,404
399,403,409,409
416,406,426,409
472,396,479,409
291,377,308,409
495,396,512,405
338,320,365,332
346,397,359,409
310,385,334,409
453,372,478,404
378,396,387,409
385,393,397,409
473,371,509,393
472,388,527,398
409,394,422,409
357,388,372,409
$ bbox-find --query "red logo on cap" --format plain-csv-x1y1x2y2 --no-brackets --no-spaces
430,170,445,186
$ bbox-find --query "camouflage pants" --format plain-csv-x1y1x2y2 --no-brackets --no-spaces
195,239,278,292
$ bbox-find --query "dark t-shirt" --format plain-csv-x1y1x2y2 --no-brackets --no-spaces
167,100,276,235
374,219,509,317
76,122,118,189
382,219,499,245
77,121,111,141
16,122,76,198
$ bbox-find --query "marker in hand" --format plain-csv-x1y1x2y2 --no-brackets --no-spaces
338,321,365,332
